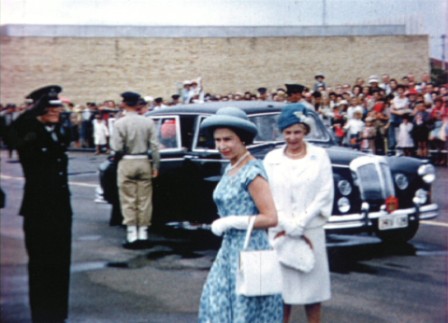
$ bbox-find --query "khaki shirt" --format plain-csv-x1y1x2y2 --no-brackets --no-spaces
111,111,160,170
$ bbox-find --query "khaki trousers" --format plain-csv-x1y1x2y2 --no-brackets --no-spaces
117,158,153,226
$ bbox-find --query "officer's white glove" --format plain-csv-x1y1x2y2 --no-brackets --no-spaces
279,217,305,237
211,216,251,236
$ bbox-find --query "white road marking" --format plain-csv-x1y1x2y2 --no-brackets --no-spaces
1,174,98,188
420,220,448,228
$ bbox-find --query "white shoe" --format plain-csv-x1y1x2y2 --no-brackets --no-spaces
126,226,138,243
138,226,148,240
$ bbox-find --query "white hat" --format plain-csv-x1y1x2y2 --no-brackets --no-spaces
368,75,380,84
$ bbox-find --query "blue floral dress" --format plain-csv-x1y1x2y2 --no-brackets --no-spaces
198,159,283,323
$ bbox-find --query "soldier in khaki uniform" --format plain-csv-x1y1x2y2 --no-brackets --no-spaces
111,91,160,247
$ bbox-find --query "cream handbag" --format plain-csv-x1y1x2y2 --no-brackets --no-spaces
236,217,282,297
272,234,315,273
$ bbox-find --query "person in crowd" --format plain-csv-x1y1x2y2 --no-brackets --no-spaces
429,109,447,166
285,83,314,110
360,116,377,153
327,91,338,109
371,100,389,155
92,113,109,154
368,75,381,92
412,100,432,158
111,91,160,248
396,113,414,156
169,94,181,106
346,97,363,120
257,87,269,100
313,73,326,92
354,77,365,87
1,103,23,158
344,110,365,150
273,90,288,102
80,103,95,148
153,97,167,110
406,88,419,110
431,97,447,119
317,96,333,129
331,102,346,146
7,85,73,323
311,91,323,112
181,80,193,104
137,97,150,115
68,104,82,148
264,104,334,323
285,83,305,104
352,84,363,98
423,83,435,106
389,84,411,155
198,107,283,323
190,77,205,103
379,74,392,95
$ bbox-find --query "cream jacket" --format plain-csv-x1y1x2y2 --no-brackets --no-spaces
263,142,334,235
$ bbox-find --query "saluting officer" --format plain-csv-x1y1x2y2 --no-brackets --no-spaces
8,85,73,323
111,91,160,248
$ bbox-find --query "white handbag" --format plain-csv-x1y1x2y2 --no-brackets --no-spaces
272,234,315,273
236,217,282,297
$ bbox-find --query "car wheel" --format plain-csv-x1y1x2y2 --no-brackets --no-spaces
376,220,419,244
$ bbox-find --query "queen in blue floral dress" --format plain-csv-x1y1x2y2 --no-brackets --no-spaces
198,159,283,323
198,106,283,322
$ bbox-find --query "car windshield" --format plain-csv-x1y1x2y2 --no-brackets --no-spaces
195,111,330,150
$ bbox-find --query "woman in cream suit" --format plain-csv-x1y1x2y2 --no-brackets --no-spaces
264,103,334,323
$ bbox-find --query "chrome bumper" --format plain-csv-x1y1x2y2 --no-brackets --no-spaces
325,203,439,230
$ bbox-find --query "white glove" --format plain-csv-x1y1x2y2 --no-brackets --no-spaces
211,216,250,236
279,217,305,237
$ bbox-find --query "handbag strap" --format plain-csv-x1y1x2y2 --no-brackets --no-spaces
242,216,256,250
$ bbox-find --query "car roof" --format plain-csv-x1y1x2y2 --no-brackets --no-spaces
146,101,286,116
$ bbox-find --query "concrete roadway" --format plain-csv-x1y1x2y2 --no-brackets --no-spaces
1,150,447,322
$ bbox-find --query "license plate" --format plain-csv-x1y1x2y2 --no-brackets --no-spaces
378,213,408,231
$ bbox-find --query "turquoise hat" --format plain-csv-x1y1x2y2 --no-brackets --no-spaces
200,107,258,142
278,103,313,132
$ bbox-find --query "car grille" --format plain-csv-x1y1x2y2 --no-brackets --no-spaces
350,156,395,202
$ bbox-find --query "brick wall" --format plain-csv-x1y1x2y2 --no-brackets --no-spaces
0,35,429,104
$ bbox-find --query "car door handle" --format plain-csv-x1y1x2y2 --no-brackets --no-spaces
184,155,199,160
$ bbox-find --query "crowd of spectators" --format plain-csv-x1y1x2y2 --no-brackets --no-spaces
1,73,447,165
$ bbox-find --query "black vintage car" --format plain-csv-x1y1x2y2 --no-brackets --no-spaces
99,101,438,243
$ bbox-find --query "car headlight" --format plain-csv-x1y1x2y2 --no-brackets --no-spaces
413,189,428,205
337,197,350,213
418,164,436,184
337,180,352,196
394,173,409,190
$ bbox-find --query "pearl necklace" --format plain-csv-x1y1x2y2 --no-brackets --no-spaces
229,151,250,170
285,146,306,159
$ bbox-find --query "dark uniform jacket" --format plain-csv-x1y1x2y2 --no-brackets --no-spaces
9,111,72,217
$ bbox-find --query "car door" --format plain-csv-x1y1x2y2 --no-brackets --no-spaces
149,115,190,225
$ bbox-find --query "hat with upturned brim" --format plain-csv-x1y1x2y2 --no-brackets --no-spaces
25,85,63,107
200,106,258,142
278,103,314,133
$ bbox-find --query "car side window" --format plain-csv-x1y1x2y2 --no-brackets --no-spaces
152,117,181,151
195,116,216,150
